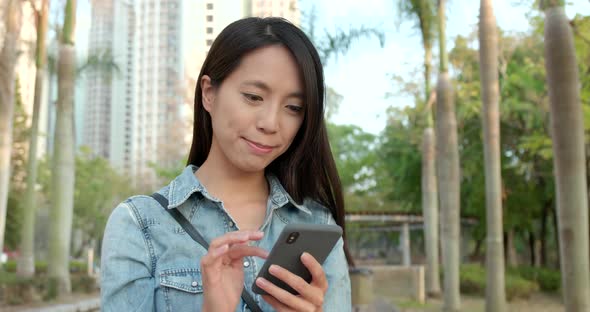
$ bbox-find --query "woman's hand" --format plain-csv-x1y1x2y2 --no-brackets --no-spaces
201,230,269,312
256,252,328,312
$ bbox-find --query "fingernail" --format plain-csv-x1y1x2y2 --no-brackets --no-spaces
215,244,228,256
301,252,310,260
269,265,279,274
256,277,268,286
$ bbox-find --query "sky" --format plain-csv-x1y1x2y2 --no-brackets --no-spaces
74,0,590,135
301,0,590,134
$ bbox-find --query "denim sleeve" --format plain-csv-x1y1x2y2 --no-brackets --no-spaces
101,201,156,312
322,214,352,312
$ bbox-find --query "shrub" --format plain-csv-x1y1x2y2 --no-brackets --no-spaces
459,264,486,295
0,267,96,305
505,273,539,300
71,274,97,293
2,260,86,274
69,261,88,274
509,266,561,293
0,272,46,305
457,264,539,301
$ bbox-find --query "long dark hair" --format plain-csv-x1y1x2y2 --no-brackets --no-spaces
187,17,354,266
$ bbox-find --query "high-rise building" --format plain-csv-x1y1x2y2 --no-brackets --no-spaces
132,0,184,188
183,0,243,83
86,0,116,160
246,0,301,25
86,0,185,189
185,0,300,82
85,0,300,189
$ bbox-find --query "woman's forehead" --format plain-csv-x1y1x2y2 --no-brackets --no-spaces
226,45,303,92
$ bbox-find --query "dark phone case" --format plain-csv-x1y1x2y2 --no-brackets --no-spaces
251,223,342,296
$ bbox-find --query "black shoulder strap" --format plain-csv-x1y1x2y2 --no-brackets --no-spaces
150,193,263,312
151,192,210,248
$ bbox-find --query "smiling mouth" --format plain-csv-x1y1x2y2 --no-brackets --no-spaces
243,138,277,154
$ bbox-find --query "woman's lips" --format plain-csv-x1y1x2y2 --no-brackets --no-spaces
243,138,276,154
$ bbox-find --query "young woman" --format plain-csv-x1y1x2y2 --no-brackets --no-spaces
101,17,352,312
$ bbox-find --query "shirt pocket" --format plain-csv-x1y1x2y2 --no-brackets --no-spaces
159,268,204,312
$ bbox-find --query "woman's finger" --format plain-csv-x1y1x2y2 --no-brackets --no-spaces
226,245,269,260
267,264,324,307
201,244,227,267
201,244,268,268
255,277,315,311
209,230,264,249
301,252,328,291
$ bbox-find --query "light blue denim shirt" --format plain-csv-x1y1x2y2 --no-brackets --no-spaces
101,165,351,312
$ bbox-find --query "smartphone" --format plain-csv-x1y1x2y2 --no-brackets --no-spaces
251,223,343,296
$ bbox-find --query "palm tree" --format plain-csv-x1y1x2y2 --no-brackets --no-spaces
17,0,49,278
302,6,385,65
0,0,23,262
396,0,441,297
541,0,590,310
435,0,460,310
478,0,506,311
48,0,76,295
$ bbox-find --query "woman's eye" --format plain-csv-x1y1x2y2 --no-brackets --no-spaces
242,93,263,102
287,105,303,113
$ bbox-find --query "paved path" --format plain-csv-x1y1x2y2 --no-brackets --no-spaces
3,296,99,312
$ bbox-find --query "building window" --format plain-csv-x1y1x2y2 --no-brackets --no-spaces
206,15,213,22
206,3,213,10
206,27,213,34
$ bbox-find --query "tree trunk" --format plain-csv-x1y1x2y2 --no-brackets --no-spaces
48,42,75,296
540,199,551,267
18,0,49,278
544,3,590,311
506,230,518,267
473,237,484,261
479,1,506,310
528,231,535,266
534,239,542,268
436,73,461,312
436,1,460,311
552,206,561,270
424,42,432,103
422,127,441,296
0,0,23,260
419,0,440,297
48,0,76,295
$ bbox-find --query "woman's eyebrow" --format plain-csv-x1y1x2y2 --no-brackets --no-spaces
241,80,303,99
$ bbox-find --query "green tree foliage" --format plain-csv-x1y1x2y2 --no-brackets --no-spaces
5,78,29,250
379,106,424,212
326,123,389,212
379,12,590,270
37,147,135,258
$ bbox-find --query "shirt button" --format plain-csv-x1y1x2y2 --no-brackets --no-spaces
243,260,250,268
228,221,235,228
191,281,198,287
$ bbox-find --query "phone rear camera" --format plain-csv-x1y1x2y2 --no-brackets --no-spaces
286,232,299,244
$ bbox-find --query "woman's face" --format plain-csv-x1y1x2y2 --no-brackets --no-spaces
201,44,305,174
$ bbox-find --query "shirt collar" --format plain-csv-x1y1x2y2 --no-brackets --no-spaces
267,174,312,215
166,165,312,215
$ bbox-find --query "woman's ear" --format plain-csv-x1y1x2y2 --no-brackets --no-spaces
201,75,216,113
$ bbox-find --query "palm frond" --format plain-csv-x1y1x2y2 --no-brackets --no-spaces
76,49,120,82
317,25,385,64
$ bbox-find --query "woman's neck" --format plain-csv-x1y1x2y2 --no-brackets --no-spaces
195,156,269,204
